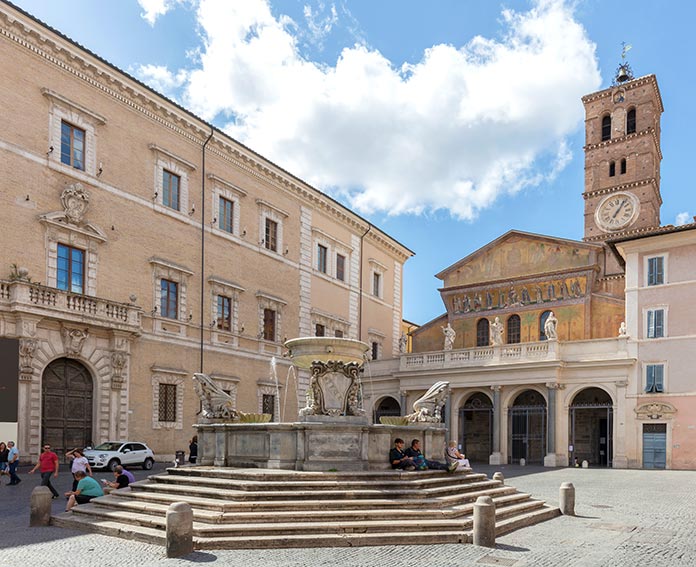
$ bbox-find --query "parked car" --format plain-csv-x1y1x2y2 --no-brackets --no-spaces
84,441,155,471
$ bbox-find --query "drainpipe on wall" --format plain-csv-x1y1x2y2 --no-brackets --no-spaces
357,222,372,342
199,127,214,374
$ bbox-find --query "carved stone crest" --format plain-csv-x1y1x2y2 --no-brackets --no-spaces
299,361,365,417
61,326,89,358
111,351,127,390
60,183,90,224
635,401,676,420
19,338,38,381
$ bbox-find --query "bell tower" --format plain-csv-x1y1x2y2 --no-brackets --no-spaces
582,60,663,242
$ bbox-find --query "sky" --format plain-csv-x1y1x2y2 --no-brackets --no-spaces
12,0,696,325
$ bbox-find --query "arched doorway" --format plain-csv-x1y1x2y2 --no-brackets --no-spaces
458,392,492,463
509,389,546,464
42,358,93,458
374,396,401,423
569,387,613,467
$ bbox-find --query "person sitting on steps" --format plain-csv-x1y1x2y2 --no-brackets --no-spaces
389,438,417,471
405,439,458,473
445,440,471,469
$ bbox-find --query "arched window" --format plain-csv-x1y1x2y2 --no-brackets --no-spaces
620,158,627,174
476,318,489,347
626,108,636,134
507,314,521,344
609,161,616,177
539,310,552,341
601,115,611,141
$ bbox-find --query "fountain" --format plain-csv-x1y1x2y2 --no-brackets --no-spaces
194,337,447,471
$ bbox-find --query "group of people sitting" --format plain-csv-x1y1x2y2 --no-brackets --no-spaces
389,438,471,472
64,463,133,512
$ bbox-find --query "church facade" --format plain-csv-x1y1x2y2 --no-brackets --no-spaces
368,70,695,470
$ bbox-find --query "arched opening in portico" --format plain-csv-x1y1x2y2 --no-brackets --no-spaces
373,396,401,424
458,392,492,463
569,387,613,467
509,389,547,464
41,358,94,459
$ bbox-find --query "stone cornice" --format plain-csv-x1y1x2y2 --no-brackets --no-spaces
0,4,414,263
581,74,664,113
582,178,659,202
584,224,662,243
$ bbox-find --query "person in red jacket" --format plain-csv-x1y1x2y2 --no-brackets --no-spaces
29,443,60,498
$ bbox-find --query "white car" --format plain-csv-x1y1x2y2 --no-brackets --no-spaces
84,441,155,471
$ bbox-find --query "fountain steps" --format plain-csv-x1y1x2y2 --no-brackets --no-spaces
52,468,560,549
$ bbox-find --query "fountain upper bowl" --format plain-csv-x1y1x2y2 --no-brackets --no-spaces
284,337,370,369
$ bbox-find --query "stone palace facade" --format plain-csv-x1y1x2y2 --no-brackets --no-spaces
0,1,412,461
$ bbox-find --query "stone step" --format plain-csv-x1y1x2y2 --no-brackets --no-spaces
132,477,502,502
66,496,546,538
94,488,529,523
151,470,485,492
495,505,561,535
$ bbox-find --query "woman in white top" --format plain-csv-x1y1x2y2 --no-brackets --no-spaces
445,440,471,468
66,448,92,492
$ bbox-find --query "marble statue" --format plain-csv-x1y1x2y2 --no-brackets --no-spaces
544,312,558,340
192,373,240,420
406,381,449,423
441,323,456,351
490,317,504,346
398,333,408,354
618,321,627,337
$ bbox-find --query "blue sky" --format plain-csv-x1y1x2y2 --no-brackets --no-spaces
13,0,695,325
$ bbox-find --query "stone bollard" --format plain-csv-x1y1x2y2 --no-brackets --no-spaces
559,482,575,516
519,458,526,466
473,495,496,547
492,472,504,484
582,460,589,469
30,486,53,527
166,502,193,558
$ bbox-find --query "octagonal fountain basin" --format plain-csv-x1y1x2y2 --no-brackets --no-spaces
284,337,370,369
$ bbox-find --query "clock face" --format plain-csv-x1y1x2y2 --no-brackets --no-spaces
596,192,639,232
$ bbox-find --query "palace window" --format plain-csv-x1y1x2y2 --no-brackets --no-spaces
620,158,627,175
476,318,489,347
647,256,665,286
56,244,85,294
315,323,325,337
507,314,521,344
262,394,276,421
160,279,179,319
645,364,665,393
265,218,278,252
647,308,665,339
317,244,328,273
60,121,85,171
371,341,379,361
158,383,177,422
162,170,180,211
601,115,611,141
626,108,636,134
336,253,346,281
217,295,232,331
609,161,616,177
263,308,276,341
219,196,234,234
373,272,382,297
335,329,344,338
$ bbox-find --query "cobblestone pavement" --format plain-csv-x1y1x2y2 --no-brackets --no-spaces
1,463,695,566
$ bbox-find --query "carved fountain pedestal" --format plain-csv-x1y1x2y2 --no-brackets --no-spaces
196,337,446,471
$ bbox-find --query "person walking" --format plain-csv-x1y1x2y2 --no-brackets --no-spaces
7,441,21,485
0,442,9,481
28,443,60,498
188,435,198,464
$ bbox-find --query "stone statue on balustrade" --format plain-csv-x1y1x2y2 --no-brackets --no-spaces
406,381,449,423
544,311,558,340
490,317,504,346
398,333,408,354
441,323,456,351
618,321,627,337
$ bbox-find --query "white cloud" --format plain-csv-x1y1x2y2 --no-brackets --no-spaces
163,0,601,219
303,2,338,49
675,211,691,226
138,0,172,25
137,64,189,97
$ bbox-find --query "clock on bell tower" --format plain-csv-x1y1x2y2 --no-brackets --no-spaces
582,64,663,242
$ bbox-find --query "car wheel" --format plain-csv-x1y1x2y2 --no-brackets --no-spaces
107,458,120,472
143,457,154,470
